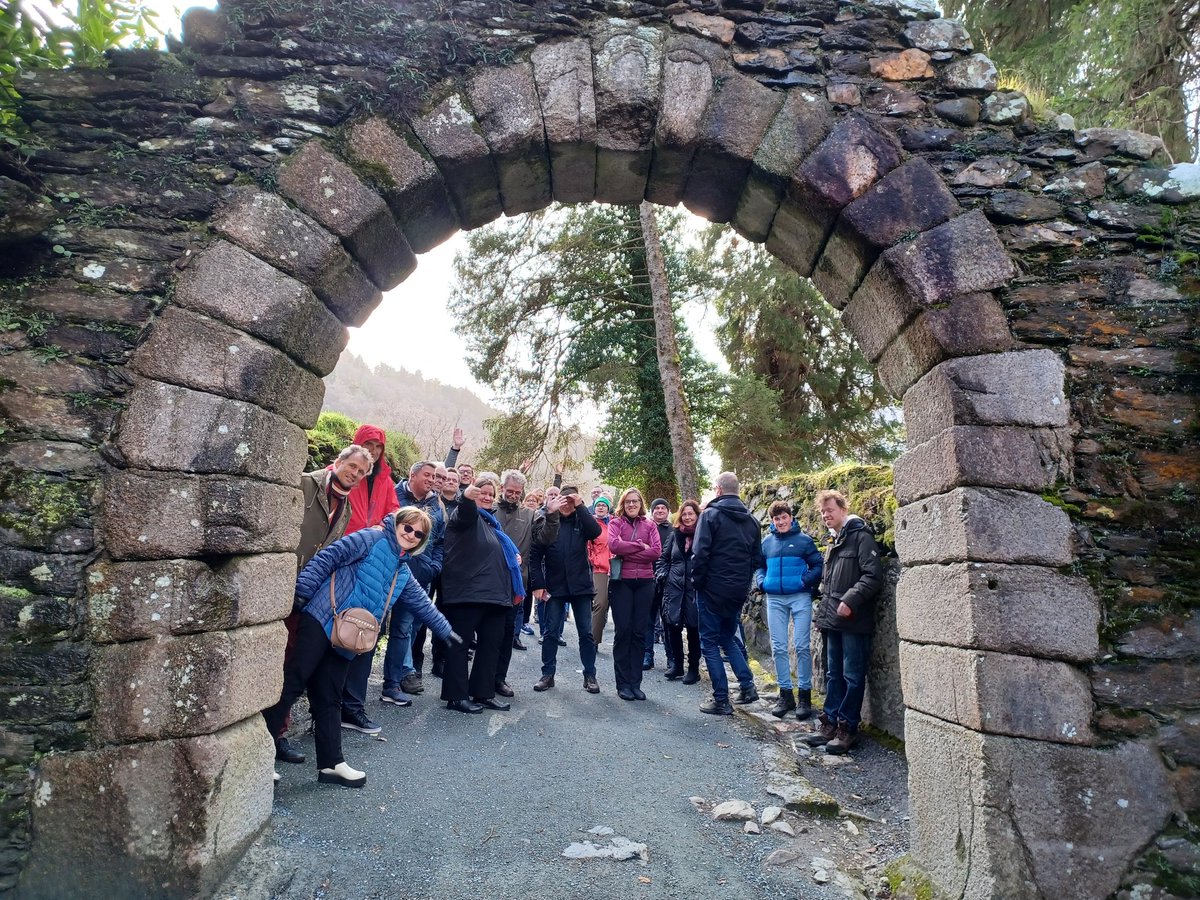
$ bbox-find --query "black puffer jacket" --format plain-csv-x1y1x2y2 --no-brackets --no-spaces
657,528,697,629
441,497,511,609
814,516,884,634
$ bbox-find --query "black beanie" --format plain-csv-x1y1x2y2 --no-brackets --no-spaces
650,498,670,511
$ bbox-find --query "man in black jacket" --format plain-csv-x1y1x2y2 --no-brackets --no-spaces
530,486,602,694
691,472,765,716
802,489,884,754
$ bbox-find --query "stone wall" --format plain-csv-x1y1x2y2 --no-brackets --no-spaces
744,465,905,741
0,1,1196,897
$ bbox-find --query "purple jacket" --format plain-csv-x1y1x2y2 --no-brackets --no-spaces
607,515,662,580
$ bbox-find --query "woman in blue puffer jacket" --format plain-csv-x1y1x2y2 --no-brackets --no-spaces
262,508,458,788
754,500,824,721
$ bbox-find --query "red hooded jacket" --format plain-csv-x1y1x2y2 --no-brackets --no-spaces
341,424,399,534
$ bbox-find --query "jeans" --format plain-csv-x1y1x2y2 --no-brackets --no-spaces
696,591,754,702
540,595,597,678
381,607,415,690
766,592,813,691
822,629,872,730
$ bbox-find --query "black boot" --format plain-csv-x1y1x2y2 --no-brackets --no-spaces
795,688,813,720
681,666,700,685
770,688,795,719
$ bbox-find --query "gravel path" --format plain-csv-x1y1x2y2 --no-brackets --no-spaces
215,623,910,900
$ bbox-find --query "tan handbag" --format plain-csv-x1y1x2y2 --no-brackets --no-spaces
328,569,400,655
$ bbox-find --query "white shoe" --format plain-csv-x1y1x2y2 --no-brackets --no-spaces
273,770,281,782
318,762,366,788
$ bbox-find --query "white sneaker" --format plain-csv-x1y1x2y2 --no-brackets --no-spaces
273,771,281,782
318,762,366,788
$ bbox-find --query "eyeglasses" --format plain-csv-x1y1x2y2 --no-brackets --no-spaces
401,523,427,540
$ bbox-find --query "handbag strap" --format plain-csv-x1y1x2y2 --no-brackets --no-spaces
329,569,401,617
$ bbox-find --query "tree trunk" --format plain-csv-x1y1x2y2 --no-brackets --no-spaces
639,201,701,503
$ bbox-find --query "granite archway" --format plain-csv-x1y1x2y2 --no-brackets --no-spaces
1,1,1196,897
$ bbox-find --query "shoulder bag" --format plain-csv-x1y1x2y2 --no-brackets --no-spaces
328,568,400,655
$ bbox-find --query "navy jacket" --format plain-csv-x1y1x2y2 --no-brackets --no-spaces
755,521,823,595
691,494,764,615
530,504,601,597
394,478,445,590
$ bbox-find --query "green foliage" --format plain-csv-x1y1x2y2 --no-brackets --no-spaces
1,0,162,132
943,0,1199,162
450,205,723,502
745,463,897,551
305,410,419,476
693,228,902,479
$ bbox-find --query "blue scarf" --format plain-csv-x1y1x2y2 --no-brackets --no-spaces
477,506,526,600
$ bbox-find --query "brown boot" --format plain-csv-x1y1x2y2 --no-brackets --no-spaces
825,723,860,755
533,675,555,692
800,713,837,746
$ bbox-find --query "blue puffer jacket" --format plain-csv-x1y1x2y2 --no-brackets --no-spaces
295,514,453,658
755,521,824,595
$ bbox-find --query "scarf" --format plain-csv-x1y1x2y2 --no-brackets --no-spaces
677,521,695,554
477,506,526,600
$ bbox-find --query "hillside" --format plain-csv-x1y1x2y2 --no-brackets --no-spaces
321,352,498,460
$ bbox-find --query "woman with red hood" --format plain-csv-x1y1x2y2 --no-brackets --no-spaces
343,424,400,535
337,424,401,736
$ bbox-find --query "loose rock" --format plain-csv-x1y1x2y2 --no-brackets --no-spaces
770,820,797,836
744,821,761,834
712,799,757,821
761,805,783,825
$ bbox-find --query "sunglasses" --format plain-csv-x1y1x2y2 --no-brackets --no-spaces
401,523,427,541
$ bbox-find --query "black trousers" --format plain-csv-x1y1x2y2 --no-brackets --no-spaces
494,600,520,686
262,613,350,770
666,623,700,673
609,578,654,692
441,603,507,702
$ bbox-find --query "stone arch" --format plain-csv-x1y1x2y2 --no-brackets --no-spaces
1,2,1195,898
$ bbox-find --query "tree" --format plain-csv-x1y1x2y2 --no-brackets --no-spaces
942,0,1200,162
449,204,722,503
693,227,902,479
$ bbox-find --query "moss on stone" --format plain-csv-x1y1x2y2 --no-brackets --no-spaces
746,463,896,550
0,475,88,541
883,856,940,900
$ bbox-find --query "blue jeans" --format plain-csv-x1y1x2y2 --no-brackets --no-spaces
822,629,872,730
766,592,813,691
541,595,597,678
382,608,415,690
696,592,754,702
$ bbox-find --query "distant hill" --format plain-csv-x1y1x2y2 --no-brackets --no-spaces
321,352,498,460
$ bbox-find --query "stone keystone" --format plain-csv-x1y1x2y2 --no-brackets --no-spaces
900,643,1095,744
277,142,415,291
880,210,1015,307
410,94,503,229
592,24,665,204
531,39,598,204
895,486,1072,566
903,349,1068,445
466,63,552,215
213,189,381,327
346,117,459,253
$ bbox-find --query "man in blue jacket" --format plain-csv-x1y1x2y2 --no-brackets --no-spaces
755,500,824,720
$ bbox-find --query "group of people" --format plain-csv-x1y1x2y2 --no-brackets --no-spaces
262,424,884,788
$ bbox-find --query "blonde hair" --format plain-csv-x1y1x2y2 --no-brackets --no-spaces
394,506,434,555
617,487,645,518
815,489,848,511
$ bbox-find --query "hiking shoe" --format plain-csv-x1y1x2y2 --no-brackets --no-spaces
340,710,382,735
825,724,860,755
733,684,760,705
534,675,555,692
800,714,837,747
769,688,795,719
795,688,813,721
699,696,734,716
400,674,424,695
380,687,413,707
583,675,600,694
